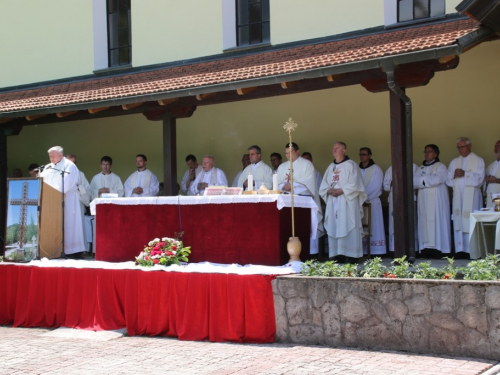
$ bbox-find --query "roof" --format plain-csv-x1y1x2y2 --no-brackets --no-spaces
0,18,491,119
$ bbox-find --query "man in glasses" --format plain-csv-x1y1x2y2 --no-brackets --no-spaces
446,137,485,259
359,147,386,256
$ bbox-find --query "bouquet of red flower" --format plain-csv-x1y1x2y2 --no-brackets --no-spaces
135,237,191,267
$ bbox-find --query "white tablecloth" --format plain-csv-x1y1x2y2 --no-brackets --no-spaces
90,194,318,238
469,211,500,259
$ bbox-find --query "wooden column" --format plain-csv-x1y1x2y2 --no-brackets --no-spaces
0,130,6,252
389,89,416,260
162,115,178,196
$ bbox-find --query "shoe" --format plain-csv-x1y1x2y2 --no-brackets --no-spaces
66,252,84,260
454,252,470,260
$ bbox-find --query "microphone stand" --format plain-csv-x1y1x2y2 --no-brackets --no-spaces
49,166,70,258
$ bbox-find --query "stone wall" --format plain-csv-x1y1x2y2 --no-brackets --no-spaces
272,275,500,359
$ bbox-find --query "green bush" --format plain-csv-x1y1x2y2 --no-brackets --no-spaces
460,255,500,281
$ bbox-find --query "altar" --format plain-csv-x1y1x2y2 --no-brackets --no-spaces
469,211,500,259
90,195,317,265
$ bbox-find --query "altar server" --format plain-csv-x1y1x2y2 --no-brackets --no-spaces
359,147,386,255
181,154,203,195
237,145,273,190
89,156,124,200
484,139,500,208
124,154,160,197
320,142,367,259
232,154,250,187
446,137,485,256
190,155,228,195
414,144,451,255
40,146,86,258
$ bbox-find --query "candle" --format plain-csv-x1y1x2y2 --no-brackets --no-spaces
273,173,278,191
247,174,254,191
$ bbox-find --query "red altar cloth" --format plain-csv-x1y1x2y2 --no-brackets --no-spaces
0,265,276,343
94,200,311,264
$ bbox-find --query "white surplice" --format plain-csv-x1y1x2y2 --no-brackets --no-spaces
181,165,203,195
277,156,323,254
39,157,85,255
446,152,485,253
190,167,228,195
414,161,451,253
89,172,124,201
320,159,367,258
383,164,419,252
232,170,243,187
76,170,91,251
485,160,500,208
124,169,160,197
237,161,273,190
360,163,386,255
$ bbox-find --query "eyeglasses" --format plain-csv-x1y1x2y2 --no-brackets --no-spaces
359,153,369,156
457,145,469,150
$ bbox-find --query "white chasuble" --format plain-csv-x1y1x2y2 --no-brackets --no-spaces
89,172,125,201
39,157,86,255
124,169,160,197
237,161,273,190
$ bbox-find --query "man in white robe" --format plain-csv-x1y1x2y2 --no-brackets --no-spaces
277,142,323,255
124,154,160,197
302,152,323,192
446,137,485,256
89,156,124,201
39,146,86,258
237,146,273,190
383,164,419,253
359,147,386,255
414,144,451,255
180,154,203,195
270,152,282,173
484,139,500,208
232,154,250,187
190,155,228,195
320,142,366,260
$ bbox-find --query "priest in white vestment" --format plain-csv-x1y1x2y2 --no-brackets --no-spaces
232,154,250,187
270,152,283,174
383,164,419,253
277,142,323,255
190,155,228,195
237,146,273,190
414,144,451,254
359,147,386,255
320,142,367,259
302,152,323,194
89,156,124,201
484,140,500,208
180,154,203,195
124,154,160,197
446,137,485,255
39,146,86,257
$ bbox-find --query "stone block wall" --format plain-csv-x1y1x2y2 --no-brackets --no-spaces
272,275,500,359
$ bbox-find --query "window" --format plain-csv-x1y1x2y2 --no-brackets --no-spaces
236,0,270,46
107,0,131,67
384,0,445,27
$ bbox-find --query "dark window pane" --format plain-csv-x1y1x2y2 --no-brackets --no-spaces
414,0,429,19
119,47,129,66
261,0,270,22
262,21,270,42
107,0,117,13
108,13,119,48
238,25,249,46
108,0,131,66
119,28,129,47
249,23,262,44
237,0,249,25
249,2,261,23
109,49,119,67
430,0,445,17
398,0,413,22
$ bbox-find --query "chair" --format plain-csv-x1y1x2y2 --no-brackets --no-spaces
362,202,371,258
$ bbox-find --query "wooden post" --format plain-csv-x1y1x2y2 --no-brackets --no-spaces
0,130,6,252
389,89,415,260
162,115,177,196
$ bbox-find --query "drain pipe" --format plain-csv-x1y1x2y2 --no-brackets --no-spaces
385,68,416,264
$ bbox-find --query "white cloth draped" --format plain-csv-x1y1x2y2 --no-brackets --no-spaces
89,172,124,201
39,157,86,255
446,152,485,253
181,165,203,195
320,160,367,258
237,161,273,190
360,164,386,255
414,162,451,253
190,167,228,195
485,160,500,208
232,170,243,187
124,169,160,197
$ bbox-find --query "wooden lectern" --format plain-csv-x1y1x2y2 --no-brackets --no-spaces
39,180,63,259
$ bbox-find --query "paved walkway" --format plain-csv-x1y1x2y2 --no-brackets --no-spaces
0,326,498,375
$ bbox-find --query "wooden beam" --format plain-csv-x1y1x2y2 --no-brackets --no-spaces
438,55,457,64
163,115,178,196
236,87,257,95
88,106,110,114
0,118,14,124
280,81,299,89
195,93,216,101
56,111,78,118
326,74,345,82
122,102,143,110
158,98,178,106
26,114,46,121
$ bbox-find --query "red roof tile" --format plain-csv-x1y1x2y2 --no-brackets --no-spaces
0,19,481,115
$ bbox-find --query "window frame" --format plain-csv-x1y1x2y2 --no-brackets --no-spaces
384,0,446,28
106,0,132,68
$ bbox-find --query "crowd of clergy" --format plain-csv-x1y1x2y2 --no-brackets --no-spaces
17,137,500,261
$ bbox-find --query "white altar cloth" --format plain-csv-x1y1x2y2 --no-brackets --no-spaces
469,211,500,259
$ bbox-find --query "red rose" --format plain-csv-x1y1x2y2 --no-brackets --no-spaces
158,242,165,247
145,256,150,261
172,246,177,250
153,259,159,264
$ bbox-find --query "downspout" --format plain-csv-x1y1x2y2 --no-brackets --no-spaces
385,68,416,263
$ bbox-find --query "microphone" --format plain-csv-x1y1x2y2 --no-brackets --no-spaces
34,165,46,171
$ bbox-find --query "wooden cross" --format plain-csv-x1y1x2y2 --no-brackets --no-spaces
9,181,38,249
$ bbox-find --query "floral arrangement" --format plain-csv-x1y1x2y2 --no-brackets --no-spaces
135,236,191,267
